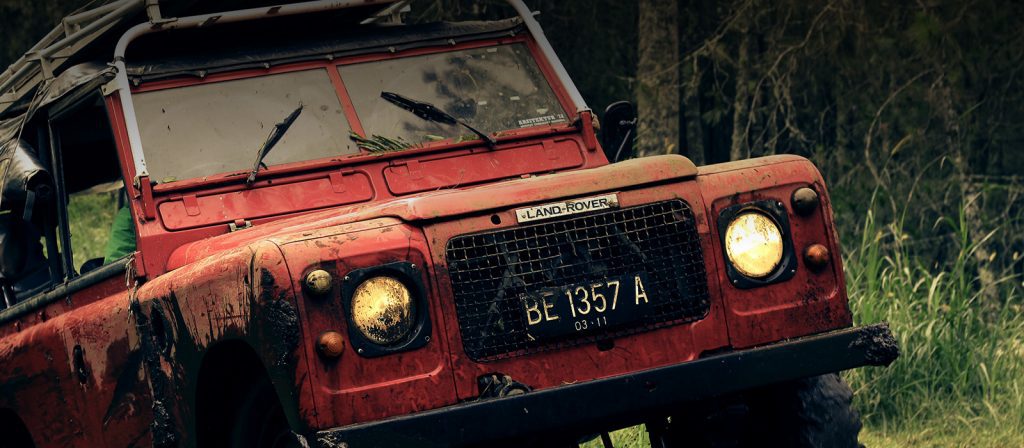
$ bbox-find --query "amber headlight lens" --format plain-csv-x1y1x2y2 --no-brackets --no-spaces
724,211,784,278
350,276,415,346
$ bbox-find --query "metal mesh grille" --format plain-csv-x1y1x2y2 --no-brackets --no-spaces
445,200,710,361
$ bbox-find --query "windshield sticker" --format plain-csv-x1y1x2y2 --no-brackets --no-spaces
518,113,567,128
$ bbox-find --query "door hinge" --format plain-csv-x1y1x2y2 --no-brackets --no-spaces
229,219,253,232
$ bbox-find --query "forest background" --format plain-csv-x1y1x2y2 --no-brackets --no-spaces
3,0,1024,446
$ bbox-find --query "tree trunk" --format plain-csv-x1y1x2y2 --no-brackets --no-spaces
729,23,752,161
681,58,706,165
636,0,680,158
934,78,999,305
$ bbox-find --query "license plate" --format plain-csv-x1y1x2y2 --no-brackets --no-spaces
520,273,653,341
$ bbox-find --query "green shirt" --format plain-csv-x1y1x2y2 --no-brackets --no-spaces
103,206,136,263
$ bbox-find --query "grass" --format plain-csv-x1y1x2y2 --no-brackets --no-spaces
66,191,118,271
583,197,1024,447
843,202,1024,447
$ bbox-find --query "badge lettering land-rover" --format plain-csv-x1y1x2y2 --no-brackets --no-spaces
515,193,619,224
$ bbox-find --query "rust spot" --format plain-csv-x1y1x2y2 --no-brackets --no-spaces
260,268,277,302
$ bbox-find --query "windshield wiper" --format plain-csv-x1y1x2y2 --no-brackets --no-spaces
246,104,303,186
380,91,497,148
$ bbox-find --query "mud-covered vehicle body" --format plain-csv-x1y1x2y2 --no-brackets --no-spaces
0,1,898,447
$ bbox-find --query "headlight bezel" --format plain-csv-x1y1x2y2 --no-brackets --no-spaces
717,200,797,289
340,261,432,357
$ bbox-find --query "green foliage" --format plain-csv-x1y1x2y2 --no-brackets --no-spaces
349,131,417,153
587,197,1024,447
845,195,1024,447
66,191,117,271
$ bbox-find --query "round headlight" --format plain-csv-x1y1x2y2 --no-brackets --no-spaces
350,276,415,346
724,211,784,278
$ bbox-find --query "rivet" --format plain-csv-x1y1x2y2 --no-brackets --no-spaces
344,275,351,282
410,263,416,269
303,269,333,297
424,336,431,342
316,331,345,358
357,348,364,354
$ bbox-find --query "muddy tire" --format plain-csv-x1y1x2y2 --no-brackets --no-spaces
228,376,303,448
660,374,862,448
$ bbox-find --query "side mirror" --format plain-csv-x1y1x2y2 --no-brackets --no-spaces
601,101,636,163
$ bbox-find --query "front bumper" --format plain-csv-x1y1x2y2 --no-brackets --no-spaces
315,323,898,448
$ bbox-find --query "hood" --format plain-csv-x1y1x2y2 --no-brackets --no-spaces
165,154,698,271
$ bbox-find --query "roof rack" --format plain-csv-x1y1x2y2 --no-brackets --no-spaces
3,0,589,178
0,0,147,112
0,0,410,115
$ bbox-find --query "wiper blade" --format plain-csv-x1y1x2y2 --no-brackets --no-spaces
380,91,497,148
246,104,303,186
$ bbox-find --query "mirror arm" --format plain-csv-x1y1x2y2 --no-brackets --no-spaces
612,118,637,163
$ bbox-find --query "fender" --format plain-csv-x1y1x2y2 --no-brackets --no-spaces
129,239,307,446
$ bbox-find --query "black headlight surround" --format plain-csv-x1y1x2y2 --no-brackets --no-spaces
340,261,432,358
717,200,797,289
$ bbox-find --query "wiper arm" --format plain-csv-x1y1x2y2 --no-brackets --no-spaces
380,91,497,148
246,104,303,186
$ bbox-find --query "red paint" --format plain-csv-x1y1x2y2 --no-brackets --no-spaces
0,21,855,448
382,138,585,194
158,170,375,230
326,67,366,138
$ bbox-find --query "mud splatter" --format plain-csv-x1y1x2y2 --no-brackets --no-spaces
130,301,180,447
848,323,899,366
264,299,299,368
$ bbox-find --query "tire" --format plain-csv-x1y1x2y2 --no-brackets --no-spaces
660,374,862,448
228,376,303,448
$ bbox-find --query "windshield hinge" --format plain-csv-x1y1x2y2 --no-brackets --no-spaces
133,175,157,221
578,110,598,152
229,219,253,232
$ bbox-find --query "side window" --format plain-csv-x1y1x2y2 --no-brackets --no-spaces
49,93,133,278
0,132,59,307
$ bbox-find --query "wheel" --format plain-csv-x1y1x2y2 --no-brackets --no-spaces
659,374,862,448
228,376,303,448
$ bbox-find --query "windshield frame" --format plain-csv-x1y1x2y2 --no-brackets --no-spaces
125,35,577,193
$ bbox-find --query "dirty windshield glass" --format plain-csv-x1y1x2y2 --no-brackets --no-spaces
134,69,357,184
339,43,567,145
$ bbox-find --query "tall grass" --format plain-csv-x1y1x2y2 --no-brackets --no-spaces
844,199,1024,447
586,195,1024,447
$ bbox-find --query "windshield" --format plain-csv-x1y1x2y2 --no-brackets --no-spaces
132,43,568,184
340,43,567,145
134,69,357,184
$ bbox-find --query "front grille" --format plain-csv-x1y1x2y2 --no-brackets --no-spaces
445,200,710,361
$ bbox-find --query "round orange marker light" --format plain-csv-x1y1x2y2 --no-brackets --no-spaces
317,331,345,358
804,244,830,271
